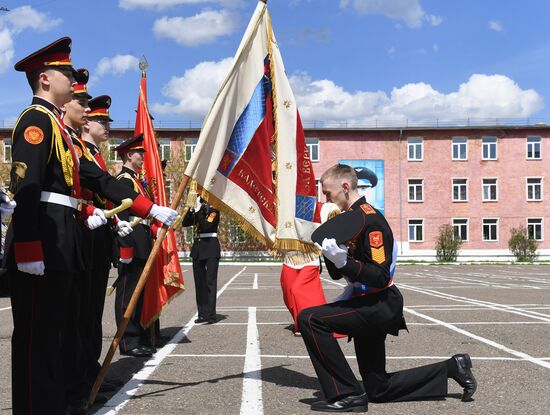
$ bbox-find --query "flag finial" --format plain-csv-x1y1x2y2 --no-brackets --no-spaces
139,55,149,77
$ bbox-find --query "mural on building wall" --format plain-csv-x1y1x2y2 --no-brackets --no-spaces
340,159,384,214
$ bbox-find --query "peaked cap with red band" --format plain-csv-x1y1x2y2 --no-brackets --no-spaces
88,94,113,121
14,36,76,75
115,133,146,155
73,68,92,99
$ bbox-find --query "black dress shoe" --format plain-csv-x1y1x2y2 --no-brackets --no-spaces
105,377,124,387
121,346,153,358
194,317,209,324
66,399,89,415
99,380,116,393
311,393,368,413
452,354,477,401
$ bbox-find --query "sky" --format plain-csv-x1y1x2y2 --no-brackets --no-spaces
1,0,550,128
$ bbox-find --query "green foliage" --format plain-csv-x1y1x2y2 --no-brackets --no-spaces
435,224,462,262
508,225,539,262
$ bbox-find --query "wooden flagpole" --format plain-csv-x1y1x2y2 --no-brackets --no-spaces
88,173,191,407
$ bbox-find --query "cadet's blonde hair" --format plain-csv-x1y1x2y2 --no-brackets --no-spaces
320,164,358,189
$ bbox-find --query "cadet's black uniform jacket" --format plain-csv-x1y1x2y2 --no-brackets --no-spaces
298,196,449,404
182,204,221,260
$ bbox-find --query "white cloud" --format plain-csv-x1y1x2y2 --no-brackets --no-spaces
90,54,140,85
153,10,240,46
289,73,543,123
489,20,503,32
0,6,62,74
119,0,242,10
151,57,233,118
340,0,442,29
387,46,396,56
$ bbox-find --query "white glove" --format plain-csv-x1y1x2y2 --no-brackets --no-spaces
150,204,178,226
320,238,348,269
17,260,45,276
116,220,133,237
119,257,132,264
0,192,16,217
194,197,201,211
86,208,107,230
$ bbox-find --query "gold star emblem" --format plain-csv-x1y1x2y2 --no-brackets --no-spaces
284,221,292,229
249,206,256,214
285,162,292,169
283,100,291,109
210,177,216,185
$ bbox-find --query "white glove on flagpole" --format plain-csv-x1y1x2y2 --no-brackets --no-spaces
0,192,16,217
150,204,178,226
17,261,45,276
116,220,133,237
86,208,107,230
320,238,348,269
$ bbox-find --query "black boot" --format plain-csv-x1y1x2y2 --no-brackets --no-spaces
451,354,477,401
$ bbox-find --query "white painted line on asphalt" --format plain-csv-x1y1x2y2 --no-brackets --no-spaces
0,306,11,311
96,266,248,414
404,307,550,370
407,321,550,326
400,284,550,322
167,353,550,362
240,306,263,415
253,273,258,289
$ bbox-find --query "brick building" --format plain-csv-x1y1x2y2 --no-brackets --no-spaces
1,123,548,260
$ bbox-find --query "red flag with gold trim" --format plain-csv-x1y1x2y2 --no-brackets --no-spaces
135,71,185,328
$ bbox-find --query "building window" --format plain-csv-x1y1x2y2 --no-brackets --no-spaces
165,179,172,203
408,179,423,202
482,178,498,202
452,218,468,242
482,218,498,241
526,136,541,160
452,137,467,160
185,138,198,162
306,137,319,162
3,139,11,163
526,177,543,201
159,139,171,161
407,137,423,161
108,138,123,162
408,219,424,242
527,218,543,241
482,137,497,160
452,178,468,202
316,179,322,202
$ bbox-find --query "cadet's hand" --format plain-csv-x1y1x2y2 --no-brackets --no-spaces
0,192,16,217
119,257,132,264
86,208,107,230
17,261,45,276
116,220,133,237
320,238,348,269
150,204,178,226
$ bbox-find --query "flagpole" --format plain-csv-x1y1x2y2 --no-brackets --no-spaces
88,173,191,407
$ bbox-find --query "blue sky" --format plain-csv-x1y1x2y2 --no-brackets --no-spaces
1,0,549,128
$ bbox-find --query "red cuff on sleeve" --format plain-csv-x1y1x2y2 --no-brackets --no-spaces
130,194,153,218
15,241,44,263
80,203,96,221
120,247,134,260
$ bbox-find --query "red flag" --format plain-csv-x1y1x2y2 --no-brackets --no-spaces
135,72,185,328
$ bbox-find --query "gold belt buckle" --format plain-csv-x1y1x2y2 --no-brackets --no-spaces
77,198,83,212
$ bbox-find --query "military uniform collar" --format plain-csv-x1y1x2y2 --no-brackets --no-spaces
349,196,367,211
66,125,80,138
83,139,99,152
121,165,138,178
32,95,62,118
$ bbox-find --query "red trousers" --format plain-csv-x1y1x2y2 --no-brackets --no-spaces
280,264,327,332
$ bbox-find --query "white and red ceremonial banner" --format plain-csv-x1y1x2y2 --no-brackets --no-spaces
135,72,185,327
184,0,321,253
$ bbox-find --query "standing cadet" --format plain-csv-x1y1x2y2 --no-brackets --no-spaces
114,135,159,357
6,36,86,415
182,197,221,324
299,164,477,412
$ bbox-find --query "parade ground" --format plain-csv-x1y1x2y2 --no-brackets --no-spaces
1,263,549,414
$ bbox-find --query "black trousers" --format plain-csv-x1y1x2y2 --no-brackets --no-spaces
115,259,150,353
10,269,75,415
192,257,219,320
298,300,448,402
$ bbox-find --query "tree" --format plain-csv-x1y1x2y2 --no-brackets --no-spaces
508,225,538,262
435,224,462,262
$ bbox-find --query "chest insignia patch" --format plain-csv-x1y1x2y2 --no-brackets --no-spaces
207,212,217,223
24,126,44,145
369,231,383,248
